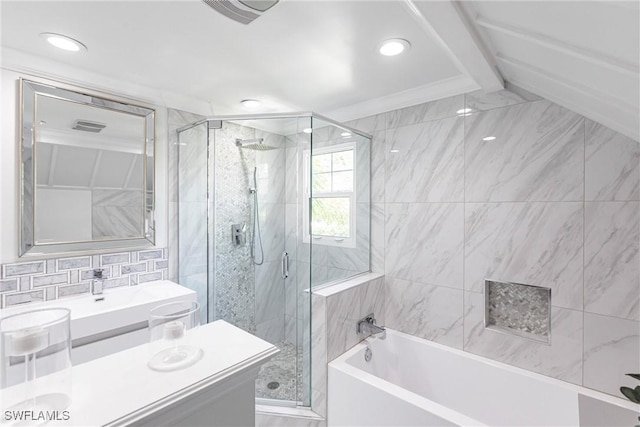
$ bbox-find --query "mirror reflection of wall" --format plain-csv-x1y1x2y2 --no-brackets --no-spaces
34,95,145,244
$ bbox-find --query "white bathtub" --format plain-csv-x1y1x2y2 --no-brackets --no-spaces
328,329,639,427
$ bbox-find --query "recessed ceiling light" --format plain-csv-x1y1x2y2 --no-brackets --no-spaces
456,108,473,115
378,38,410,56
241,99,262,109
341,132,351,137
303,128,313,134
390,149,400,153
40,33,87,52
482,136,496,141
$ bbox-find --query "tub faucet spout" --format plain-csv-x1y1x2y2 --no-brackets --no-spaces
357,313,386,339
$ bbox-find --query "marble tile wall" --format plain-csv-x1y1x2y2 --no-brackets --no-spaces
170,109,208,324
91,189,144,239
344,83,640,399
311,273,385,419
0,248,169,308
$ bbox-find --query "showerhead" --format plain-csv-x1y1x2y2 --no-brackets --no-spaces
235,138,278,151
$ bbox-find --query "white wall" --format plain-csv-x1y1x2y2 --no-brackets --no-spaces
0,63,181,263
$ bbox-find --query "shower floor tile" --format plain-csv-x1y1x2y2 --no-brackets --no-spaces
255,341,303,402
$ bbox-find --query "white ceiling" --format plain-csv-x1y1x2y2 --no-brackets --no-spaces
1,1,638,140
459,1,639,141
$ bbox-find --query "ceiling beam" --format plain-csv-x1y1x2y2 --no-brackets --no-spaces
498,56,639,141
401,0,504,92
476,16,639,77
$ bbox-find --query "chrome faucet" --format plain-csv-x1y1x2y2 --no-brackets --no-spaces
357,313,386,340
91,268,107,299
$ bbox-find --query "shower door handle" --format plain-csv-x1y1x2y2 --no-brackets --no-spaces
281,251,289,279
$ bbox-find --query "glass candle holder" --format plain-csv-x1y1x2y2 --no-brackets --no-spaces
0,308,72,415
148,301,202,371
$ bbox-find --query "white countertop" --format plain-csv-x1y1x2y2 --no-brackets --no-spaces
1,320,279,426
0,280,196,339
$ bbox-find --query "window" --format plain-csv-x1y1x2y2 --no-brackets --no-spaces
303,142,356,248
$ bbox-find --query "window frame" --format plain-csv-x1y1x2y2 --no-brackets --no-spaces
302,141,357,248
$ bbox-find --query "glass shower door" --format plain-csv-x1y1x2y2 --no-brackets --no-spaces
210,117,312,406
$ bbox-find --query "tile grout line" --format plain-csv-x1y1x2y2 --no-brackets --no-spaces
582,117,586,387
462,93,467,352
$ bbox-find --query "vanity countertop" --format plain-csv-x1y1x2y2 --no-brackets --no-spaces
1,320,279,426
0,280,196,339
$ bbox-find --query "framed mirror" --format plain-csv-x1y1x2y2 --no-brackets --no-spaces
19,78,156,257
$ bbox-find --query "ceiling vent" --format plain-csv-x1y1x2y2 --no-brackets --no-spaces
202,0,280,25
72,119,106,133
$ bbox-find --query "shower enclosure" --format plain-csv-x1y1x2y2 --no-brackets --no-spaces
176,113,371,408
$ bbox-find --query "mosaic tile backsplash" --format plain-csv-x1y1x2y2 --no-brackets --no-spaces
0,248,168,308
485,280,551,343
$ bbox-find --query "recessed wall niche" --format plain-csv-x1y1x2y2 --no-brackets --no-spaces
484,280,551,344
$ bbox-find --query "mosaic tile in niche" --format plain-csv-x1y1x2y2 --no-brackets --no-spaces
485,280,551,343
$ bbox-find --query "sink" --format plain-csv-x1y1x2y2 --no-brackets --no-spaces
0,280,196,342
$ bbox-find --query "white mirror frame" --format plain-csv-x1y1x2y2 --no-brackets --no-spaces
19,78,156,257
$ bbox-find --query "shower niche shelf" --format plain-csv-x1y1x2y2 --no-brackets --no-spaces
484,280,551,344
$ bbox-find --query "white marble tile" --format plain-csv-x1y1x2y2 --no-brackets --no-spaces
584,202,640,320
178,273,208,325
297,261,328,294
370,203,385,274
385,277,463,349
168,201,178,282
583,313,640,396
311,294,327,417
463,291,583,384
255,134,286,204
177,122,208,203
361,277,386,326
255,260,285,324
585,119,640,201
92,206,143,239
285,261,299,319
344,112,387,134
465,83,541,112
284,314,297,344
355,136,371,204
371,131,385,203
387,94,464,128
258,202,285,263
285,203,299,261
465,202,583,310
326,267,358,282
297,241,328,270
256,317,285,345
178,202,208,277
285,144,300,205
326,203,370,272
385,203,464,289
168,130,179,203
326,285,362,361
386,117,464,202
465,100,584,202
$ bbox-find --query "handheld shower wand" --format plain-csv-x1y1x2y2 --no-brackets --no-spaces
250,167,264,266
